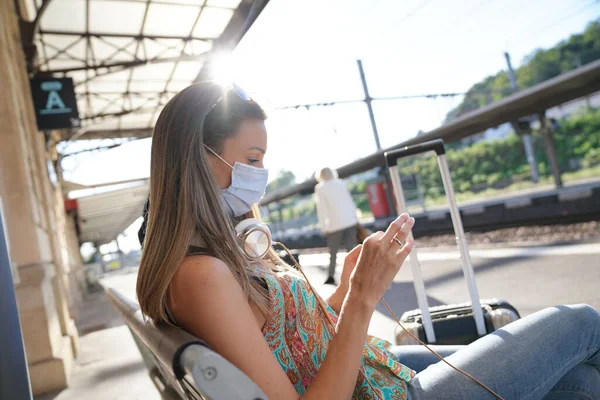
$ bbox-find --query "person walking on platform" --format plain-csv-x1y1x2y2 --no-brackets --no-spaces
314,167,358,285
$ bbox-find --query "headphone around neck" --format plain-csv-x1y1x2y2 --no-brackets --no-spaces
138,199,272,259
234,218,272,259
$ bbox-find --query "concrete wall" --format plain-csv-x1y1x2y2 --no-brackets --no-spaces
0,0,83,395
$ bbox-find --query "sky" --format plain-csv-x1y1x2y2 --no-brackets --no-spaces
62,0,600,253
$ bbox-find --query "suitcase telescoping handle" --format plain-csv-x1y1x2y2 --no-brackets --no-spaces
384,139,487,340
384,139,446,165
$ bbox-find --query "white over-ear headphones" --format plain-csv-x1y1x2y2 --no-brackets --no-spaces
234,218,272,259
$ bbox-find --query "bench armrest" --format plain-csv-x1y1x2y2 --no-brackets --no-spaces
177,343,267,399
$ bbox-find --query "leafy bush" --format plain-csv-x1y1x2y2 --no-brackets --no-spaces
395,108,600,200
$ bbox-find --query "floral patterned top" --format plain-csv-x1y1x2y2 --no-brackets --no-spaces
252,266,415,399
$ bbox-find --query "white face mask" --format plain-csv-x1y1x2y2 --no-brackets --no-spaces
205,146,269,217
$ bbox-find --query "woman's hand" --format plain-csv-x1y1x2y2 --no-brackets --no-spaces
339,244,362,293
325,245,362,314
348,213,415,308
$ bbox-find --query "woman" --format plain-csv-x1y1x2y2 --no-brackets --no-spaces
314,167,359,285
137,82,600,400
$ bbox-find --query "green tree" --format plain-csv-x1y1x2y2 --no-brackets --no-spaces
397,108,600,198
266,170,296,193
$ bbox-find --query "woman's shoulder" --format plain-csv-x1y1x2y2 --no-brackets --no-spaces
174,252,232,290
168,253,239,325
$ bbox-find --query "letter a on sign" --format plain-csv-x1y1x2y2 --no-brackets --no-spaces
46,91,66,110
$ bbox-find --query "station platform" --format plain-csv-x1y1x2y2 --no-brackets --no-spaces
276,178,600,249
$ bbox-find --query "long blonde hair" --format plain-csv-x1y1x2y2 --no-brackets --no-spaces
137,82,289,325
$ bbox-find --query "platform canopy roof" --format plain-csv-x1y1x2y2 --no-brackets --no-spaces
20,0,268,142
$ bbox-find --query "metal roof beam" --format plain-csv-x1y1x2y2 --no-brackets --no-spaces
43,36,87,64
77,91,178,96
92,0,235,7
16,0,53,72
32,0,52,36
81,106,157,122
64,127,153,141
43,53,209,74
39,29,213,42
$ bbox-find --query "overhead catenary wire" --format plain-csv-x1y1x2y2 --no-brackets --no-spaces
506,0,599,46
535,0,600,34
375,0,437,39
276,88,515,110
364,0,512,57
426,0,495,39
354,0,438,56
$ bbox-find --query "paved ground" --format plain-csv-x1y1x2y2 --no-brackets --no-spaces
37,241,600,399
36,319,159,400
300,242,600,341
36,270,159,400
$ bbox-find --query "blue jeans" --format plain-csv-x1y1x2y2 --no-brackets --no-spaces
392,304,600,400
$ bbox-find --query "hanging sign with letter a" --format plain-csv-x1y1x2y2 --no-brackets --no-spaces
29,77,80,131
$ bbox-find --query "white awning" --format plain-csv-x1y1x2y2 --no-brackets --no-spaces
75,182,148,244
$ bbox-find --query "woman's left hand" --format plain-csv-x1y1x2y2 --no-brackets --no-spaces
325,244,362,314
339,245,363,293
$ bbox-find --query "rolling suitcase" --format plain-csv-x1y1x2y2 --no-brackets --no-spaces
384,139,521,346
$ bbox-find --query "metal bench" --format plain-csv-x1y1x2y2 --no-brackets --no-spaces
105,287,267,400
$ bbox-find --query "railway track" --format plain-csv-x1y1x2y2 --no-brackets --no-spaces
275,181,600,249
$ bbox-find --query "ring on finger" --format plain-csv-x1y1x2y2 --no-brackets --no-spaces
392,237,405,247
